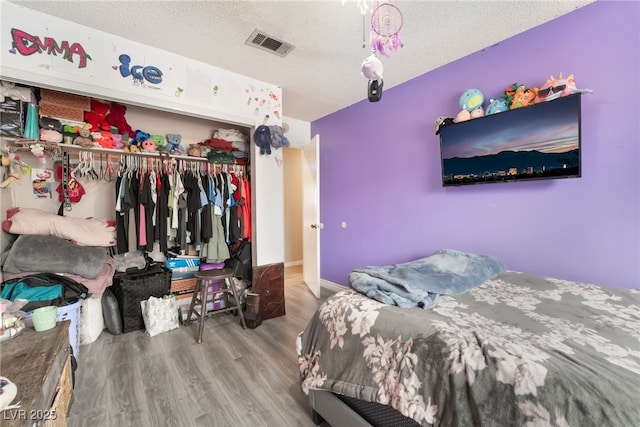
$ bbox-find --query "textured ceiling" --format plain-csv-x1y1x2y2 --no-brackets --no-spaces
9,0,594,122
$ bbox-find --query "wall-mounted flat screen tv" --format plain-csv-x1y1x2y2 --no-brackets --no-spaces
439,94,582,187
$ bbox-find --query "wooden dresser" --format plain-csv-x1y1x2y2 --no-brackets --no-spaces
0,321,73,427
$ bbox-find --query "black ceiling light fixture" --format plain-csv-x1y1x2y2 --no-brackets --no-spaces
368,79,384,102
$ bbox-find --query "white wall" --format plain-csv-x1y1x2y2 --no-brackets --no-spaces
283,147,303,265
282,116,310,265
1,2,285,267
283,117,311,148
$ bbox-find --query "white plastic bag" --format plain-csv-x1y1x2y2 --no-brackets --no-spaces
140,295,179,337
79,294,104,345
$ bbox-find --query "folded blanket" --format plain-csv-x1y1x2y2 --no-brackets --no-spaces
2,256,115,296
2,207,116,247
349,249,505,309
0,235,109,279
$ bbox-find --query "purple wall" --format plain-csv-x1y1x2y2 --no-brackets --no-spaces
312,1,639,289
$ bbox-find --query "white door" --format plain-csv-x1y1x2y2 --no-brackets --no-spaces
302,134,321,298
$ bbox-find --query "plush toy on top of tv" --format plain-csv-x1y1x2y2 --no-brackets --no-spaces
535,73,593,104
501,83,522,106
509,85,538,109
486,98,509,115
434,116,455,135
455,89,485,123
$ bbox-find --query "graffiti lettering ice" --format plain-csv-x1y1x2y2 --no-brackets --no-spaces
118,54,163,85
10,28,91,68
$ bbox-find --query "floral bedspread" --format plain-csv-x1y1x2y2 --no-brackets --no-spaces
296,270,640,426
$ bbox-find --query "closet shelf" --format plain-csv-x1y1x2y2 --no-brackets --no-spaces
5,138,242,164
57,143,216,162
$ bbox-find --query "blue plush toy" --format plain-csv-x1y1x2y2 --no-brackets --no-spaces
134,129,150,146
166,133,185,155
459,89,484,112
486,98,509,115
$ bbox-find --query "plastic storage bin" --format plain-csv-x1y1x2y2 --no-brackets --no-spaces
57,299,83,358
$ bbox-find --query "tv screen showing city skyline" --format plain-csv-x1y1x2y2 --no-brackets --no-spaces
439,94,581,186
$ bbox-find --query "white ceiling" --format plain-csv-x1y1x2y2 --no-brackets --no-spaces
9,0,594,122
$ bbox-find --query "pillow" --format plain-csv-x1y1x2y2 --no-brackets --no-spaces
101,288,122,335
2,207,115,247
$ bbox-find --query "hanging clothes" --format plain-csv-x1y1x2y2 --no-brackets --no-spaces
108,153,248,258
200,172,230,263
155,172,170,253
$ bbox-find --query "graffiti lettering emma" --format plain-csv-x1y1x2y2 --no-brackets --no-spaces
10,28,91,68
118,54,163,85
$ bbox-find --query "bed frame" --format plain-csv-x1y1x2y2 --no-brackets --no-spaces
309,390,420,427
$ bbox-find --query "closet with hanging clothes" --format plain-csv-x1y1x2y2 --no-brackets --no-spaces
1,2,288,351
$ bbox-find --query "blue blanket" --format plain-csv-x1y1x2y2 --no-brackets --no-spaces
348,249,505,309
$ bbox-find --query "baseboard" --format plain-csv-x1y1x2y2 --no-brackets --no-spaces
320,279,348,296
284,260,302,268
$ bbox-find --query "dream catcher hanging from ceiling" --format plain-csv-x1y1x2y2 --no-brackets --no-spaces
353,0,405,102
370,1,404,57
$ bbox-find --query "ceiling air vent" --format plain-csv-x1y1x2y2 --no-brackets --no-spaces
246,30,295,57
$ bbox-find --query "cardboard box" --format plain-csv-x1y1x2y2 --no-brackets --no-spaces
166,257,200,269
170,278,197,294
40,88,90,110
169,265,200,279
39,101,85,121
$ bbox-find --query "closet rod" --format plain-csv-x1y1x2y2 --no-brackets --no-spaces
57,142,227,163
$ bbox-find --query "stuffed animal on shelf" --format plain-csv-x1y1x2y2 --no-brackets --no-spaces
166,133,185,155
501,83,523,106
94,131,117,148
454,109,471,123
187,144,202,157
73,124,95,148
122,139,140,153
486,98,509,115
510,86,538,109
132,129,150,151
535,73,593,104
459,89,484,112
434,116,454,135
141,139,157,152
106,102,135,138
84,99,111,132
469,106,485,119
150,134,165,151
455,89,485,122
111,134,124,149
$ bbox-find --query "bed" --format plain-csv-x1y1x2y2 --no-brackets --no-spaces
296,251,640,426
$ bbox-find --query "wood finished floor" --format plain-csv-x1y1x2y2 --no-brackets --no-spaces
68,266,329,427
